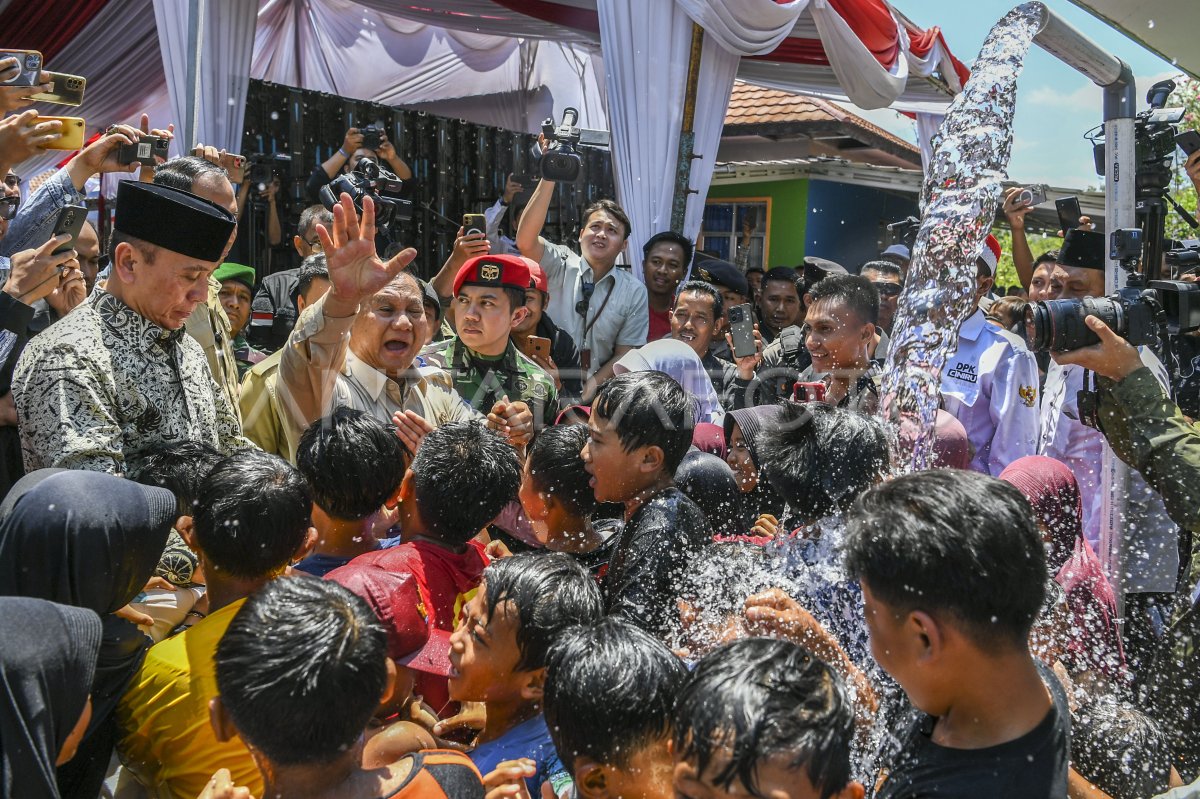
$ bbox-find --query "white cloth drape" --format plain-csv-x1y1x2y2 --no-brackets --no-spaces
152,0,258,154
810,0,906,110
916,112,945,173
674,0,808,55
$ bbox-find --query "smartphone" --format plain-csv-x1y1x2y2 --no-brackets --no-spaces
219,152,246,184
1056,196,1082,233
0,50,43,87
51,204,87,255
527,336,552,360
793,381,827,403
463,214,487,236
1016,184,1047,208
727,303,756,359
1177,130,1200,158
510,173,535,188
40,117,85,151
28,71,85,106
117,136,171,166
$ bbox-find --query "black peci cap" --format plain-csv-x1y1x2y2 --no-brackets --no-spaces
694,259,749,297
115,181,236,262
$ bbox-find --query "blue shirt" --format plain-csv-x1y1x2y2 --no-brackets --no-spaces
469,714,572,797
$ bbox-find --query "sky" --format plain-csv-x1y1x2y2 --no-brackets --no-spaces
851,0,1186,191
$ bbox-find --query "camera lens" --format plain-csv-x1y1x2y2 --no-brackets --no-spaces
1025,297,1124,352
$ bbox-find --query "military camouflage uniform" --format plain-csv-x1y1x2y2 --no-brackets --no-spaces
421,336,557,428
231,332,267,381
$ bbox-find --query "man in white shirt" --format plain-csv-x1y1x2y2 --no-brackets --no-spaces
1037,228,1178,595
939,234,1041,476
516,149,648,394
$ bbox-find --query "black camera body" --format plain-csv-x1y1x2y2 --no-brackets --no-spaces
359,124,382,151
538,108,610,183
319,157,411,230
887,216,920,250
116,137,170,167
246,152,292,187
1026,287,1161,353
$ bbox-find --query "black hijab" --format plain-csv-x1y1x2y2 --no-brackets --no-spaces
675,451,749,535
0,597,102,799
0,470,176,797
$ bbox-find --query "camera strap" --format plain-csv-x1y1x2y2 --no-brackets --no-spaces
1077,369,1100,430
578,275,614,372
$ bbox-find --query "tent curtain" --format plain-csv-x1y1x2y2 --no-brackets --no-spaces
595,0,742,278
152,0,258,154
0,0,112,61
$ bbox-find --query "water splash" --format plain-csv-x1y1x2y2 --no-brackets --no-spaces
880,2,1047,470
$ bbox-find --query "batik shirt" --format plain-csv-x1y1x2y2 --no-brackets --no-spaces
13,289,253,473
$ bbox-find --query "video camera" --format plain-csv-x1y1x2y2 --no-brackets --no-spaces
319,156,412,230
538,108,609,182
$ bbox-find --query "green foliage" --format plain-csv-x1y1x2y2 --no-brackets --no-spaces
991,226,1062,291
1166,77,1200,243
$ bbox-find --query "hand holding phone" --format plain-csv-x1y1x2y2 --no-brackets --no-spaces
1177,131,1200,158
28,72,86,106
51,205,87,255
727,303,756,359
40,117,85,151
1056,196,1082,234
463,214,487,237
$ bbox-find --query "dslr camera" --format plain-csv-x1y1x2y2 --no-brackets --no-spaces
538,108,609,183
319,156,412,230
246,152,292,188
359,124,383,151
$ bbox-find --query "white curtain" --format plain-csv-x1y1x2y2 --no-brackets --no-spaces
596,0,804,279
152,0,258,154
916,111,945,174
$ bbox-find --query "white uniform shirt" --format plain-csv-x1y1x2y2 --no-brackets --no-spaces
939,309,1040,476
1039,354,1179,594
539,241,648,376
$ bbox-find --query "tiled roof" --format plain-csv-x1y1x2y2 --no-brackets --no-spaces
724,80,916,156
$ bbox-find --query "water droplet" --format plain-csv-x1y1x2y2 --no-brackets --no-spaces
270,110,279,120
1147,19,1155,28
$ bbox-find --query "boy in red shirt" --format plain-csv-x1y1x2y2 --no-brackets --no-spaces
343,420,522,714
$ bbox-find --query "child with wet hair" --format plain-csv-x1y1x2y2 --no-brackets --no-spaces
449,552,604,798
1072,696,1181,798
542,616,687,799
672,637,864,799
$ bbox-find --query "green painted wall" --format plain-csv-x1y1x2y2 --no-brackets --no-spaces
706,178,809,266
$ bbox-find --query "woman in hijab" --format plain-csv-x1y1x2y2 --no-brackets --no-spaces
613,338,724,424
0,470,177,797
675,451,748,536
723,405,787,523
0,596,102,799
1000,455,1127,687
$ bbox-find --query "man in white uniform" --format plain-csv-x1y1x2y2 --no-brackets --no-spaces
939,234,1041,476
1038,228,1178,596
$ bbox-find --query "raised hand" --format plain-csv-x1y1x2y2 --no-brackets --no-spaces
318,193,417,315
3,236,78,304
0,60,51,114
0,111,62,165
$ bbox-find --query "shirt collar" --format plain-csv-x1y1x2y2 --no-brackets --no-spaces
343,348,421,403
93,289,186,352
958,308,986,342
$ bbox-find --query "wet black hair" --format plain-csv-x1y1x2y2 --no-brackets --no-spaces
527,425,596,519
676,280,724,321
844,469,1048,649
193,450,313,579
126,439,222,516
296,253,329,299
675,451,746,535
544,616,686,772
411,421,521,544
215,575,387,766
483,552,604,672
673,638,854,799
297,407,407,521
806,274,879,326
643,230,695,268
1072,697,1173,798
592,371,695,474
758,402,890,522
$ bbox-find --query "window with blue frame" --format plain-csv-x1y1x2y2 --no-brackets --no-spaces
701,200,768,270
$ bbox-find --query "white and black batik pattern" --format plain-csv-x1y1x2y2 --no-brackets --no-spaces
13,290,251,473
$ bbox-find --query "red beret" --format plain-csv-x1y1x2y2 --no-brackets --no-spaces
453,254,533,296
526,258,548,294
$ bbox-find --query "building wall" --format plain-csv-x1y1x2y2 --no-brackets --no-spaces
804,179,918,270
706,179,810,267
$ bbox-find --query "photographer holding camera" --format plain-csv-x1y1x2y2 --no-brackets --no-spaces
1053,311,1200,776
304,125,411,206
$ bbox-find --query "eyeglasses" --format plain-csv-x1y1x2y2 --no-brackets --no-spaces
3,174,21,189
305,238,323,253
575,280,595,317
872,281,902,298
